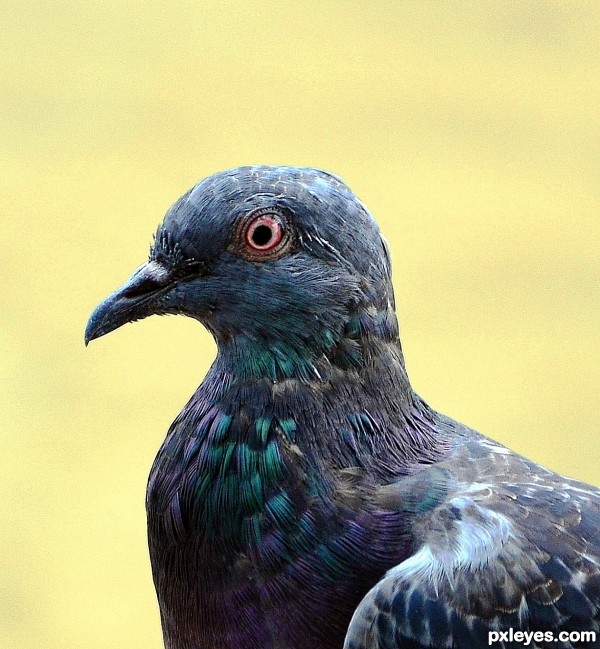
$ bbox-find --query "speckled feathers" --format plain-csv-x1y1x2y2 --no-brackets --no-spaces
86,166,600,649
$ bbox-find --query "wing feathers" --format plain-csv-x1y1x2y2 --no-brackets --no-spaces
344,448,600,649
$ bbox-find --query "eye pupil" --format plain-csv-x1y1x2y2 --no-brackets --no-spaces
251,224,273,247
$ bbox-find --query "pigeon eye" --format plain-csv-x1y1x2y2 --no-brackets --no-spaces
244,213,284,252
236,207,294,261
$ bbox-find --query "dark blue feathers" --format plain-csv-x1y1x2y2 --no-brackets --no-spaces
86,166,600,649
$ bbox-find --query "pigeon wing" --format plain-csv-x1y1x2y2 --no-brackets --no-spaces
345,444,600,649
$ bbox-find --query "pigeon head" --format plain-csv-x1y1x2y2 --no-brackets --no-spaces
85,166,398,376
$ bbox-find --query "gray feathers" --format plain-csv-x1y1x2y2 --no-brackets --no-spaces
85,166,600,649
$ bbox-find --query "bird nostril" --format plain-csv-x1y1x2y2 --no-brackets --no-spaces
122,277,164,298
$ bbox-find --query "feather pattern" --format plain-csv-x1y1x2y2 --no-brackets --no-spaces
85,166,600,649
346,437,600,648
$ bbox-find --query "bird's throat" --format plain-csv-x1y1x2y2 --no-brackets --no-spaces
212,301,403,382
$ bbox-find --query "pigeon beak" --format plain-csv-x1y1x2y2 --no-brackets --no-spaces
85,261,174,345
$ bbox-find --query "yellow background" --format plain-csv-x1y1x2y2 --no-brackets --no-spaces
2,3,599,648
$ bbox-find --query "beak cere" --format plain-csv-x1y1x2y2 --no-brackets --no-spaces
85,261,173,345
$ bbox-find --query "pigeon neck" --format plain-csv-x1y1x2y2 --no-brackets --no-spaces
214,302,403,384
207,307,449,481
197,318,447,482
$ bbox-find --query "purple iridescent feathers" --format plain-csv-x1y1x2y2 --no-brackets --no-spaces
86,167,600,649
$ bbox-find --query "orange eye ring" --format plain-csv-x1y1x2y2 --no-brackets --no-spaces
244,214,284,252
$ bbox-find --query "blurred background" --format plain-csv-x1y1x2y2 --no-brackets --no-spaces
2,2,599,648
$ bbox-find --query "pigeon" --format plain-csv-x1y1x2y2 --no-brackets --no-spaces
85,166,600,649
